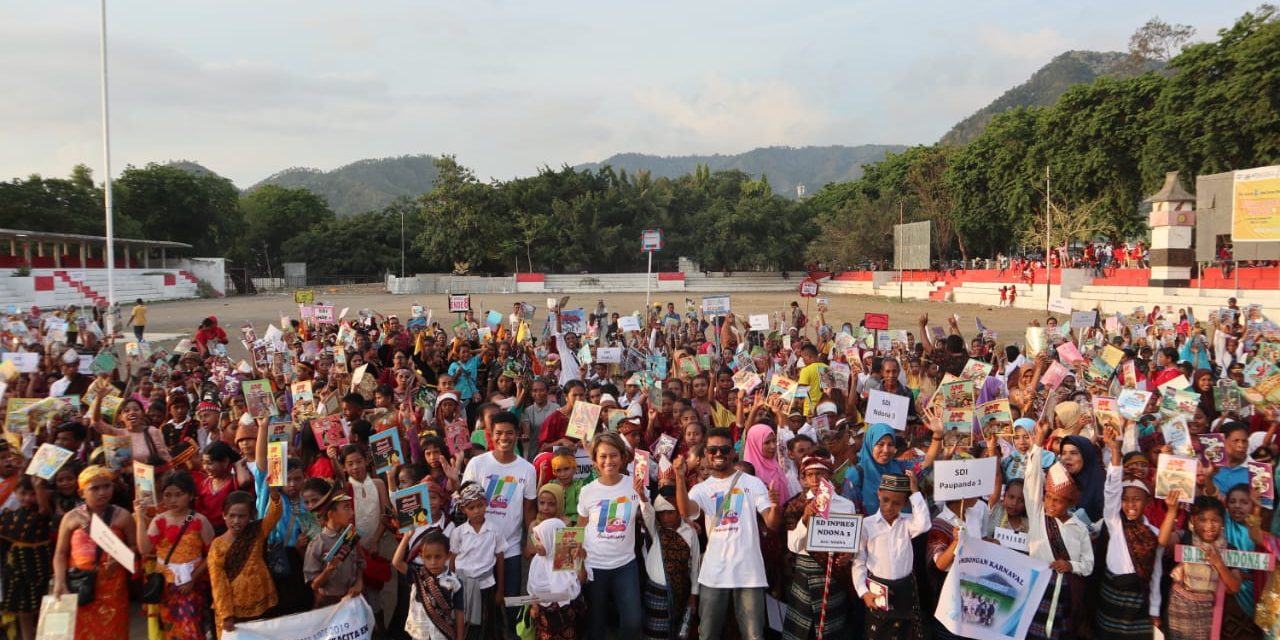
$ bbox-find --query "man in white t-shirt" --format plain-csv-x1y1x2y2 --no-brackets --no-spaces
674,427,780,640
460,412,536,632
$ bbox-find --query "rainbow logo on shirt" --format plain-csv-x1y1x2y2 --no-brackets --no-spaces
594,496,633,535
712,488,746,526
484,475,519,510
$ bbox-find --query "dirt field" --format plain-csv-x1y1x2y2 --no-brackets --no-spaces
142,288,1053,348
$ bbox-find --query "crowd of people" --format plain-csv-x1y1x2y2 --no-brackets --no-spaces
4,291,1280,640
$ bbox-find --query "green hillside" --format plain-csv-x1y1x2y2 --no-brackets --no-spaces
246,155,439,216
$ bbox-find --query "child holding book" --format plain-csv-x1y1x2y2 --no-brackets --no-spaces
527,498,588,640
208,489,281,636
341,444,392,632
449,481,505,640
392,529,466,640
303,489,365,608
850,471,929,640
1023,430,1094,640
641,486,702,640
1095,426,1161,638
1158,491,1242,640
134,470,216,640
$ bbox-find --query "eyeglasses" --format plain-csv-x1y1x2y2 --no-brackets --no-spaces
706,445,733,455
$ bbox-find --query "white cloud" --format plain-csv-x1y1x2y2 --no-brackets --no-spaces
629,75,835,154
975,25,1072,60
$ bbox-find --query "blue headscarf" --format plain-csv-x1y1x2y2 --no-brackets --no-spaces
1225,484,1258,616
1061,435,1105,524
853,423,906,514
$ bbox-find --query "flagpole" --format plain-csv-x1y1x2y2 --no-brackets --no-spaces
99,0,117,323
1044,166,1050,313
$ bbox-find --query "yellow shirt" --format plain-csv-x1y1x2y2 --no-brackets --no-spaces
797,361,827,415
130,304,147,326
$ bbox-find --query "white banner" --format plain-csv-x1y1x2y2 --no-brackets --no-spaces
933,457,998,502
806,513,863,553
935,536,1053,640
224,596,374,640
866,390,909,431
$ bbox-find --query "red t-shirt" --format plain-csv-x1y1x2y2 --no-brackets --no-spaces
195,472,236,530
539,410,570,447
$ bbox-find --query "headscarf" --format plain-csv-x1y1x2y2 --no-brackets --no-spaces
976,376,1006,406
78,465,114,490
742,424,790,505
538,482,566,519
855,423,906,514
1060,435,1105,524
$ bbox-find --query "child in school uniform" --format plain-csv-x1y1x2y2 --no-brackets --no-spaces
392,529,466,640
450,481,505,640
1095,426,1161,638
303,489,365,608
783,452,854,640
850,471,929,640
1023,439,1094,640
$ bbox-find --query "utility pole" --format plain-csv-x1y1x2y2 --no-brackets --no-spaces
1045,165,1051,312
898,201,904,303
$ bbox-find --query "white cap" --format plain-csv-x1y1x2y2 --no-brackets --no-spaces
600,393,618,407
654,495,676,512
815,401,838,416
238,412,255,427
436,392,459,407
61,349,79,364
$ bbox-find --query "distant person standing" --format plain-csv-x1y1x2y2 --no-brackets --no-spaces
127,298,146,341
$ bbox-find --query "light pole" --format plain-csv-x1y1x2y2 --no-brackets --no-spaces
400,206,405,278
99,0,116,324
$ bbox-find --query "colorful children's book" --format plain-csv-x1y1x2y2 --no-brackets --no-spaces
266,441,287,487
553,527,585,572
368,429,404,475
392,484,432,533
310,415,348,450
1155,454,1197,504
242,379,278,418
323,524,360,563
26,444,73,480
565,401,602,441
134,462,156,506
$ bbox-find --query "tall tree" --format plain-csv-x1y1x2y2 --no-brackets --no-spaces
114,163,241,255
237,185,335,272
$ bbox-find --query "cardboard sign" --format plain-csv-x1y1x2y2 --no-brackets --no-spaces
701,296,731,315
617,315,642,332
89,513,136,573
994,526,1029,552
596,347,622,364
448,294,471,313
748,314,770,331
798,279,820,297
805,513,864,553
933,456,997,501
866,390,909,431
641,229,664,252
863,313,889,331
1071,310,1098,329
313,305,335,325
1048,298,1071,314
1,352,37,373
1176,545,1275,571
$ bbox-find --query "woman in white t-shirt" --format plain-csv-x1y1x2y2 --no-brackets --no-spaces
576,432,644,639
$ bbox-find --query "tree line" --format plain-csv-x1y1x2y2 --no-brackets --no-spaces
0,7,1275,277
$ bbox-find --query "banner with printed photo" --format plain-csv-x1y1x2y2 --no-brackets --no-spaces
1232,165,1280,242
934,535,1052,640
224,595,373,640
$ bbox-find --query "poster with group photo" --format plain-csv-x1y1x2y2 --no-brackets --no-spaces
934,536,1053,640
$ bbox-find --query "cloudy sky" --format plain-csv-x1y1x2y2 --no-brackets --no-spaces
0,1,1259,187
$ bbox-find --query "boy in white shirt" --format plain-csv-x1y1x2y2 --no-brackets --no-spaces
449,482,505,640
639,490,702,639
850,471,929,640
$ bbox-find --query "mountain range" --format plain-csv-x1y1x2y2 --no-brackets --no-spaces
180,48,1151,215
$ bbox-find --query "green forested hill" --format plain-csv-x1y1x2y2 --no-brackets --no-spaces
246,155,440,216
939,51,1165,145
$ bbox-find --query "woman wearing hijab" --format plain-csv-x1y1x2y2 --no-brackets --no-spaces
1059,435,1105,529
742,423,790,598
743,424,791,507
845,421,942,514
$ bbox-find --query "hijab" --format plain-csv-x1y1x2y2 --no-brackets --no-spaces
743,424,790,505
855,423,906,514
976,376,1007,406
1060,435,1105,524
